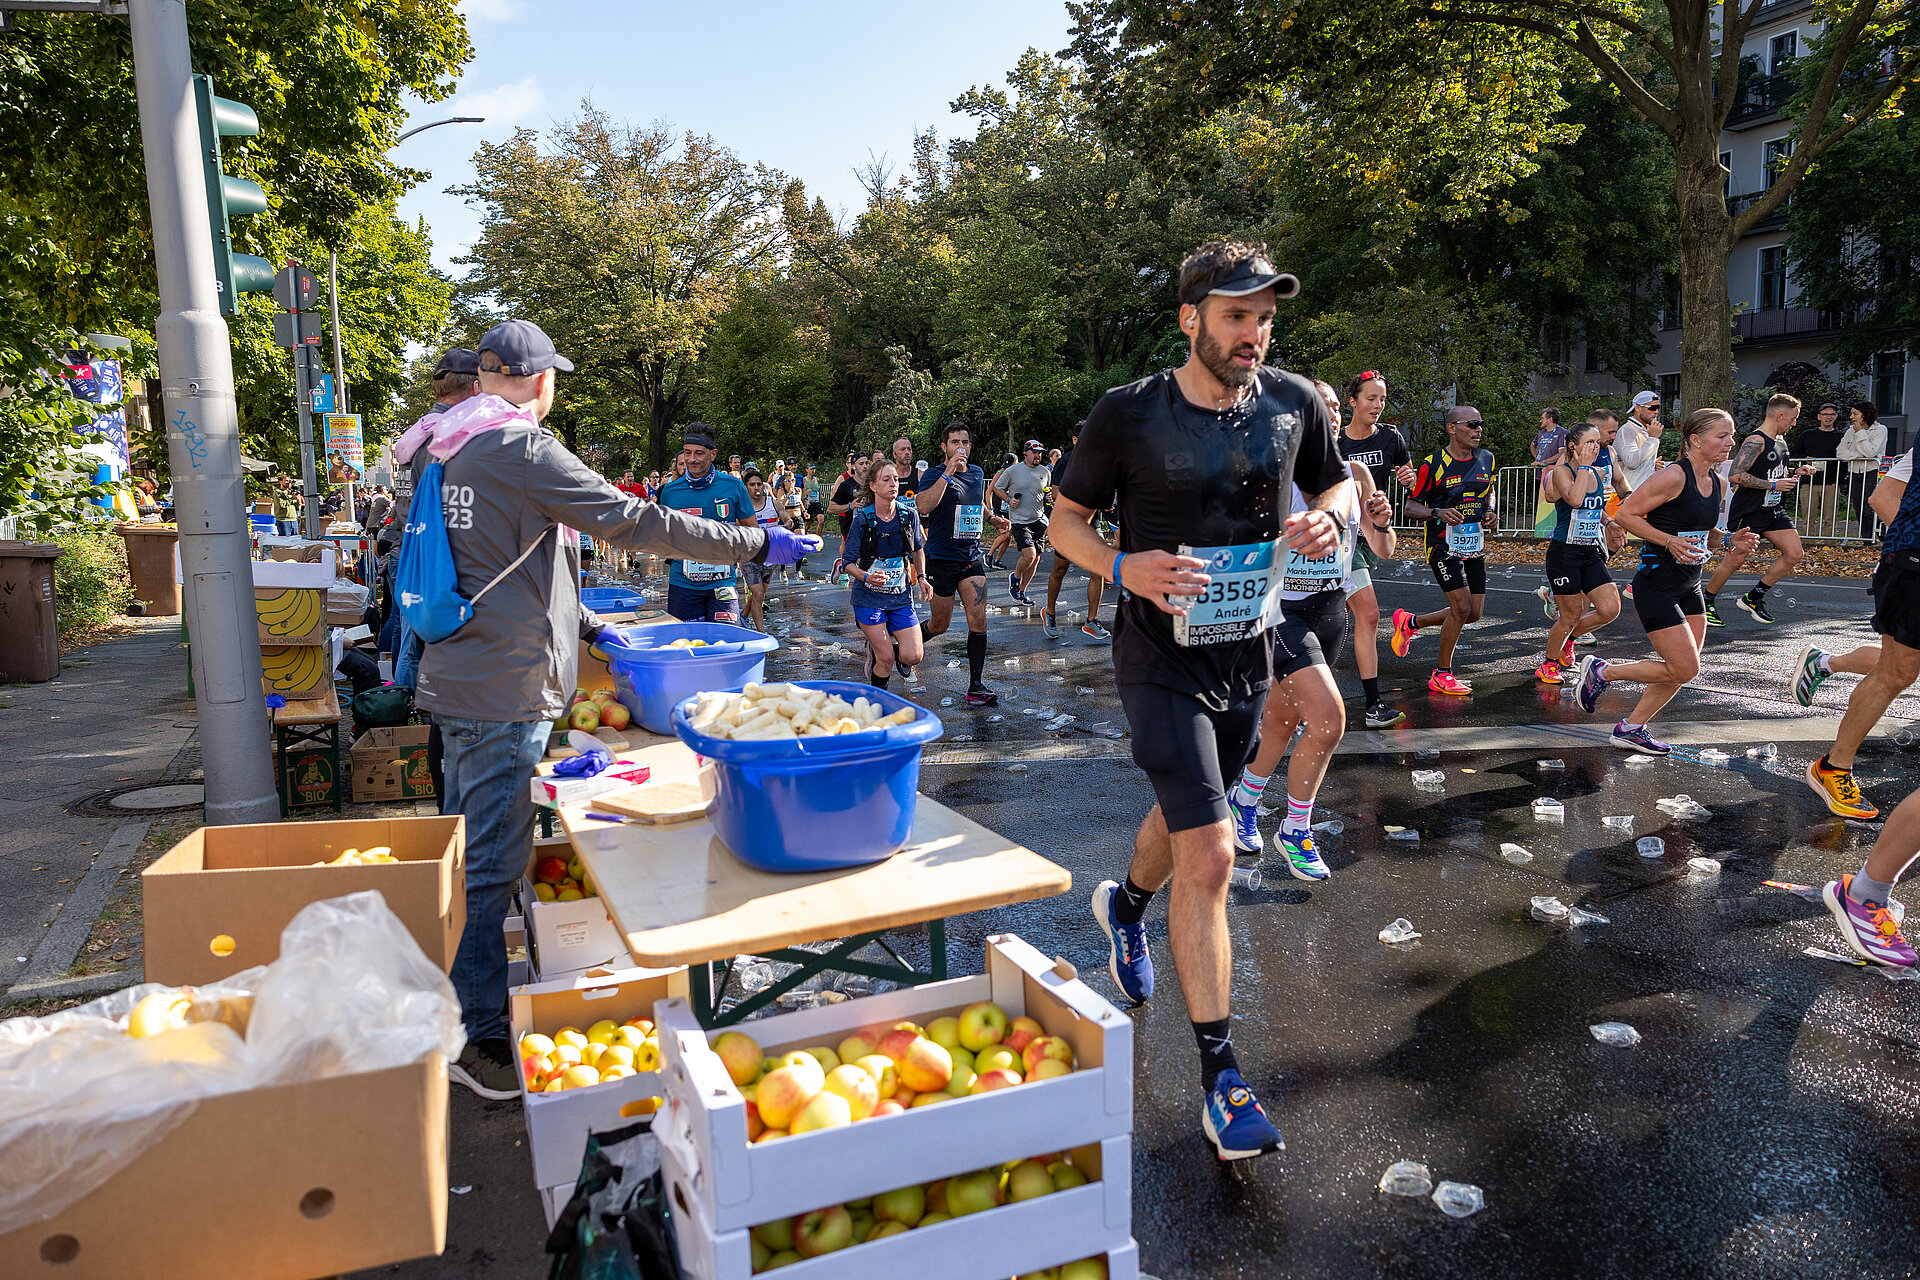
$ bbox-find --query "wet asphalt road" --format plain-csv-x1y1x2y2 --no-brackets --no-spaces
754,552,1920,1280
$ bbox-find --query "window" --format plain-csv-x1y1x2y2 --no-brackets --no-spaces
1769,31,1797,75
1758,246,1788,310
1659,373,1681,417
1659,271,1682,332
1585,341,1601,373
1873,352,1906,417
1764,137,1793,188
1720,151,1733,199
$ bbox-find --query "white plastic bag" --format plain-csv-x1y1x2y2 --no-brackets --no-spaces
0,891,464,1234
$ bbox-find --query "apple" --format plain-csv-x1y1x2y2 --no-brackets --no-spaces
975,1045,1021,1077
870,1099,905,1118
745,1101,765,1141
600,1064,635,1081
712,1031,764,1086
802,1045,842,1073
1004,1159,1055,1203
557,878,580,893
868,1220,910,1241
1004,1016,1046,1055
788,1089,853,1134
600,1044,636,1070
553,1027,588,1050
552,1044,583,1068
761,1056,781,1076
957,1001,1010,1052
520,1032,556,1058
561,1064,600,1089
613,1025,648,1052
918,1211,951,1227
751,1218,795,1253
1023,1035,1074,1076
569,702,601,731
1058,1258,1109,1280
1018,1272,1059,1280
873,1184,924,1226
910,1090,947,1107
893,1088,917,1108
755,1128,787,1142
590,686,617,704
601,702,632,730
779,1049,824,1073
567,854,586,882
875,1027,921,1063
925,1180,949,1215
926,1016,962,1049
836,1030,879,1064
1030,1057,1073,1081
763,1250,801,1269
756,1061,825,1130
751,1236,771,1273
847,1210,875,1243
793,1205,853,1258
891,1020,925,1037
582,1043,607,1067
969,1067,1022,1094
587,1019,619,1044
571,690,590,706
556,887,583,902
854,1054,898,1098
944,1063,977,1097
1049,1161,1089,1192
535,856,569,884
532,883,557,902
945,1169,1002,1217
822,1064,880,1119
623,1016,654,1034
896,1037,953,1093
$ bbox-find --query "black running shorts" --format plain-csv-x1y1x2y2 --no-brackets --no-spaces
1009,520,1048,550
1730,506,1796,536
1544,543,1613,597
1116,683,1266,834
1273,589,1348,679
1630,575,1705,633
1871,562,1920,651
1428,550,1487,596
927,552,986,599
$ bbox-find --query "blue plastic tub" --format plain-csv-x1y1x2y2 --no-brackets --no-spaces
581,587,645,612
601,622,780,734
671,680,945,872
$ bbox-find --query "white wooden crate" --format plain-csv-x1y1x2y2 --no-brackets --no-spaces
653,932,1131,1233
509,962,690,1189
665,1135,1133,1280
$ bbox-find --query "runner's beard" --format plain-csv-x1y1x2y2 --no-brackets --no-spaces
1196,315,1262,391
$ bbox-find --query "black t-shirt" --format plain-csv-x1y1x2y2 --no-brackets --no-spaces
831,475,862,536
1336,424,1410,492
1727,429,1791,521
1060,367,1345,706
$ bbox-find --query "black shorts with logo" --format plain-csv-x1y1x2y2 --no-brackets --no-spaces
1730,505,1796,536
1544,542,1612,597
927,551,987,598
1428,549,1487,596
1010,519,1048,550
1871,560,1920,651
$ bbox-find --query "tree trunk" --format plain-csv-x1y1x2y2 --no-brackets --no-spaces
648,383,671,473
1674,123,1737,414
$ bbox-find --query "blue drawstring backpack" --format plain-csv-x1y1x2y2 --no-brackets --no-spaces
396,458,553,642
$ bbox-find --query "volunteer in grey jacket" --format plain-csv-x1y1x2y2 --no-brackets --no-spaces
398,319,818,1098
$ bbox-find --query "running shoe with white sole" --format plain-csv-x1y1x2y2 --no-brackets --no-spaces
1824,874,1916,968
1228,793,1263,854
451,1039,522,1100
1738,592,1775,624
1275,829,1330,881
1428,670,1471,695
1704,601,1724,627
1792,645,1830,707
1390,608,1418,657
1807,758,1879,819
1535,583,1558,620
1041,608,1060,639
1534,659,1564,684
965,686,999,707
1610,720,1670,755
1008,573,1033,605
1082,620,1112,643
1091,879,1153,1003
1573,655,1610,713
1202,1068,1284,1161
1364,702,1404,728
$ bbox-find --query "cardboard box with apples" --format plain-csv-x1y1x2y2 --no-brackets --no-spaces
521,836,629,980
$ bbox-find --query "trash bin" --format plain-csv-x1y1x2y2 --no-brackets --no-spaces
116,521,182,616
0,541,64,683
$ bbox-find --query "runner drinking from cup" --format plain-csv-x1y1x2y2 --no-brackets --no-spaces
918,421,1012,705
843,460,929,688
1336,370,1416,727
1535,422,1624,683
1389,408,1496,694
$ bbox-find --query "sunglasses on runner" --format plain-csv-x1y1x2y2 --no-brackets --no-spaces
1453,418,1484,427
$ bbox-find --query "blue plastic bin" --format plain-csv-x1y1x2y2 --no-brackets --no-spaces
601,622,779,734
671,680,945,872
581,587,645,612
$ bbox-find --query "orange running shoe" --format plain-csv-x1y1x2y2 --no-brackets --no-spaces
1534,659,1565,684
1390,608,1418,657
1428,670,1472,695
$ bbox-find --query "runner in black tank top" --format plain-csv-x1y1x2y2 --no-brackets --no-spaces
1571,409,1760,755
1536,422,1623,684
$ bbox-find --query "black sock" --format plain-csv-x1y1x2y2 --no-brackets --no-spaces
1704,591,1716,605
1111,875,1155,924
872,671,890,689
1362,676,1380,704
1193,1017,1238,1090
1435,666,1450,675
1750,583,1769,601
967,630,987,687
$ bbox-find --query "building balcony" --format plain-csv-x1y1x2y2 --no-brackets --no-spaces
1727,190,1790,232
1726,72,1792,128
1732,304,1851,346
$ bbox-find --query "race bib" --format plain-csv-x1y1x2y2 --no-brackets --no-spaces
899,493,916,511
1764,483,1783,508
1675,530,1711,563
1569,505,1604,547
870,556,908,594
1445,521,1484,558
1283,544,1346,594
955,504,984,537
1171,541,1281,647
683,560,732,582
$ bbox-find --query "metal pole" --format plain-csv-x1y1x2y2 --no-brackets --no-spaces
128,0,279,825
293,344,321,536
328,250,353,524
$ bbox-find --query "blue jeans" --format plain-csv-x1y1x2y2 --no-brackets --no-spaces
393,618,424,689
439,716,554,1044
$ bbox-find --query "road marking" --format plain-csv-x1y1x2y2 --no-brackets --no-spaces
11,820,149,990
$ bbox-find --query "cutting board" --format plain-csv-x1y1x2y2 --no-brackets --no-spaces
576,740,711,824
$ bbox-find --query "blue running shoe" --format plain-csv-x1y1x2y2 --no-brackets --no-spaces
1092,880,1153,1004
1610,721,1670,756
1227,793,1263,854
1573,655,1610,714
1275,829,1330,881
1202,1068,1283,1161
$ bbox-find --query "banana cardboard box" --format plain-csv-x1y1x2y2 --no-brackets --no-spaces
254,585,327,645
260,643,332,701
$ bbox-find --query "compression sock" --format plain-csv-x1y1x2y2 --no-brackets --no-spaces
1852,866,1897,906
1193,1018,1238,1091
1111,875,1155,925
872,671,890,689
1230,767,1269,811
1361,676,1381,704
1620,721,1645,733
1749,583,1770,601
1283,794,1314,836
966,630,987,688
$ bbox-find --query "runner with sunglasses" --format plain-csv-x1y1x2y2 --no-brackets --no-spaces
1390,407,1496,694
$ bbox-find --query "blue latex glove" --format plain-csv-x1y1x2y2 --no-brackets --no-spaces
552,745,613,777
764,526,821,566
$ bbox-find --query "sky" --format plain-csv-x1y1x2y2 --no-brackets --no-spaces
394,0,1078,276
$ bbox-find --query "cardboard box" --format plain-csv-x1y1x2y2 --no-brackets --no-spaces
510,963,690,1189
178,542,336,586
506,914,530,988
655,933,1132,1233
327,580,371,627
523,837,628,979
254,585,326,645
351,725,437,802
260,643,332,700
143,816,465,985
274,740,341,811
0,1055,448,1279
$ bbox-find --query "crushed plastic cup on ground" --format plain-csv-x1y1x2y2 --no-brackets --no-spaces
1378,1160,1434,1197
1044,714,1076,731
1532,798,1565,820
1747,743,1779,761
1530,895,1570,922
1897,729,1917,748
939,697,953,707
1228,864,1262,891
1602,815,1634,831
1379,918,1422,944
1003,657,1019,667
1589,1021,1642,1047
1699,748,1731,763
1657,795,1710,819
1414,748,1441,760
1412,770,1445,786
1008,763,1028,773
1501,843,1534,864
1637,837,1665,858
1625,753,1659,767
987,714,1003,722
1076,685,1095,696
1051,656,1067,665
1386,826,1421,842
1567,905,1610,926
1313,818,1346,835
1688,856,1722,875
946,659,960,667
1432,1182,1485,1218
1537,758,1566,770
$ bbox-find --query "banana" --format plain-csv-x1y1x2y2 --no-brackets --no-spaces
261,644,327,692
256,588,320,636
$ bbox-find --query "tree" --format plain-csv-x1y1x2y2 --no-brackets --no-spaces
456,108,794,470
692,274,837,462
1068,0,1920,410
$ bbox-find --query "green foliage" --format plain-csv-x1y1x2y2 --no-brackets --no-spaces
0,338,115,534
49,527,133,648
692,275,837,463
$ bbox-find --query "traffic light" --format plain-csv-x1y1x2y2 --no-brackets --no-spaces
192,74,275,316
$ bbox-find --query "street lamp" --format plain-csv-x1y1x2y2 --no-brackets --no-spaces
325,114,482,507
